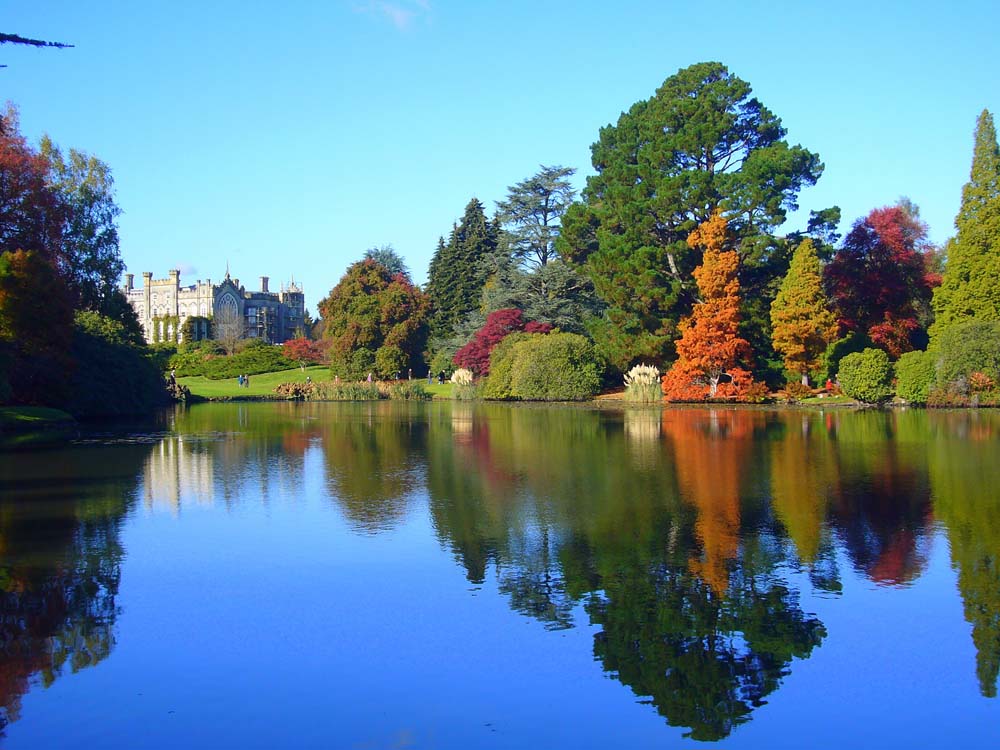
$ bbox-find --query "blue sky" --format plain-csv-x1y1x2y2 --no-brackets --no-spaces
4,1,998,313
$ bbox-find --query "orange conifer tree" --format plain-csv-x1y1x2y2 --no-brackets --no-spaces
661,212,756,400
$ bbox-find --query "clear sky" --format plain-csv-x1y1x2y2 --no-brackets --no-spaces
4,1,998,313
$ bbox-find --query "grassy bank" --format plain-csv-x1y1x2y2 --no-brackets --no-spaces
0,406,76,430
179,366,456,400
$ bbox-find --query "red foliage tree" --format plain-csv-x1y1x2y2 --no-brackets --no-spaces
824,206,937,357
661,213,759,401
0,106,65,263
282,337,326,368
453,309,553,376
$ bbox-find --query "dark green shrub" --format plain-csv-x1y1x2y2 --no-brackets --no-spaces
170,340,292,379
65,312,168,418
508,333,602,401
894,350,935,404
933,321,1000,388
330,347,377,381
481,332,532,400
837,348,892,404
375,345,408,379
821,333,872,382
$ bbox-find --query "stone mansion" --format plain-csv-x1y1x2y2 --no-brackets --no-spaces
124,268,305,344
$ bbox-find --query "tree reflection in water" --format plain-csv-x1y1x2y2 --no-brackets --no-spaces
429,406,826,741
0,443,150,733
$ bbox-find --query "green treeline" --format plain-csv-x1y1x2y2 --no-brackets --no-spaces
0,105,167,417
315,62,1000,405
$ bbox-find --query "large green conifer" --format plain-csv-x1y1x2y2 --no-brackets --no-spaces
931,110,1000,337
425,198,497,340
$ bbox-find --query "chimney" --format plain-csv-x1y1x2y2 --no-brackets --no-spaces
125,273,134,291
260,276,269,293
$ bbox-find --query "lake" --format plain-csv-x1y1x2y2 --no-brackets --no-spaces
1,402,998,748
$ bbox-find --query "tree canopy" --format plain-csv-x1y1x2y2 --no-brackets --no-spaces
559,61,823,370
931,110,1000,337
319,258,430,380
770,239,838,384
825,205,936,357
425,198,498,342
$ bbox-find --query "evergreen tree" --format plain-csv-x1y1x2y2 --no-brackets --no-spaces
931,110,1000,337
425,198,497,341
770,239,838,385
558,62,823,370
496,165,576,269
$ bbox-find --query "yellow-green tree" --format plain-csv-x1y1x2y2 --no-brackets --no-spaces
770,239,838,385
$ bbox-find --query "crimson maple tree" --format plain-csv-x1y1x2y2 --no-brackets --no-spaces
824,206,937,357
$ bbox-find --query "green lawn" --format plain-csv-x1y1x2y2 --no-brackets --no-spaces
178,365,332,398
0,406,75,429
178,367,456,399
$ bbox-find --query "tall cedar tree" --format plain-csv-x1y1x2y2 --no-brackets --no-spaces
661,213,756,400
558,62,823,371
496,165,576,269
931,110,1000,337
319,258,430,380
770,239,838,384
824,206,936,357
425,198,498,340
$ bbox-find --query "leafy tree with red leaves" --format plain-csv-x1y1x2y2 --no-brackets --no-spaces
824,205,937,357
453,308,552,377
319,259,430,381
282,337,326,370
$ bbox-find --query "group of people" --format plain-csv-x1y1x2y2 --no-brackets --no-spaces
237,374,252,388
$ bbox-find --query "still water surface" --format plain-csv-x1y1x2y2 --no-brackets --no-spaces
1,402,998,748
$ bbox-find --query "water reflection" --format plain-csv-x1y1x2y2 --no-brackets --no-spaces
2,403,998,743
0,443,150,733
928,411,1000,698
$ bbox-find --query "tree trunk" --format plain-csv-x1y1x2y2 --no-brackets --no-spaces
801,373,810,387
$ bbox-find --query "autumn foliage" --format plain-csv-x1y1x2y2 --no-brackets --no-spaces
282,337,326,367
453,308,552,377
824,206,937,357
661,213,758,400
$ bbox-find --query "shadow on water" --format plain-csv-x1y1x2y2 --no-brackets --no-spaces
0,440,153,734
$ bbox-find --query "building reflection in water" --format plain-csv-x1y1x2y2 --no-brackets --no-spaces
142,436,216,513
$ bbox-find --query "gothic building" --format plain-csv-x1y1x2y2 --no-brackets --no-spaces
123,268,305,344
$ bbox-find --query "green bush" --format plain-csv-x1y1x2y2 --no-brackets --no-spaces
508,333,602,401
330,347,378,382
894,349,936,404
169,339,291,379
375,344,408,379
821,333,872,383
933,320,1000,388
837,348,892,404
481,332,532,400
65,312,168,418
